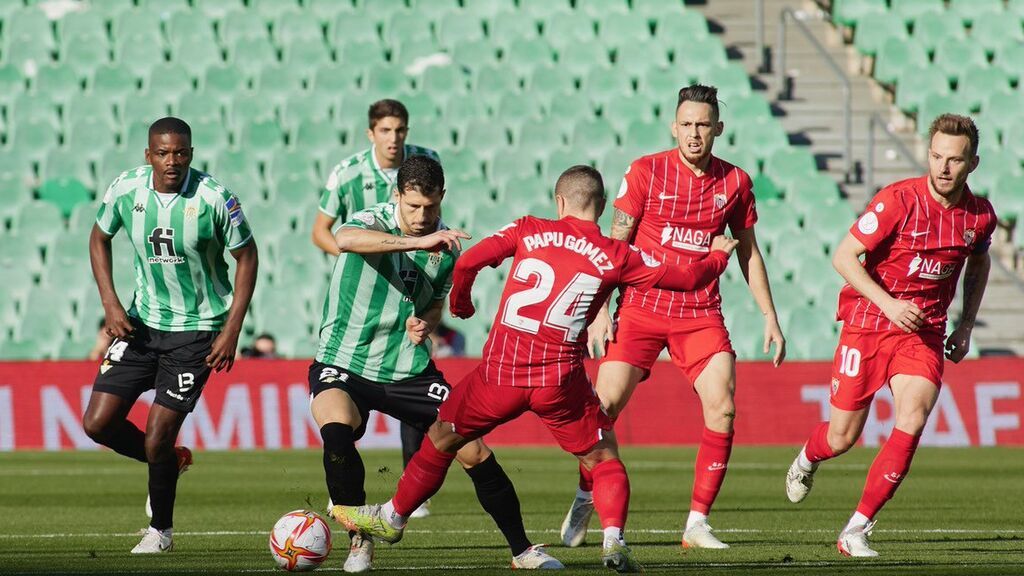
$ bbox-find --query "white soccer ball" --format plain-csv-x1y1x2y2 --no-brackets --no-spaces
269,510,332,571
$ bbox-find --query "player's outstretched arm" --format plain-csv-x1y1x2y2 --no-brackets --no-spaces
653,235,737,292
207,242,259,372
336,228,469,254
945,251,991,362
89,224,133,339
833,232,924,333
448,229,519,318
312,212,341,256
733,227,786,365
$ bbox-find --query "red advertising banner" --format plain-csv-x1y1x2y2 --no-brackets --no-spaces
0,358,1020,451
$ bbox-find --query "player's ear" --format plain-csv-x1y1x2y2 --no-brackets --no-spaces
714,121,724,137
366,127,374,143
670,119,678,139
555,194,566,218
968,154,980,174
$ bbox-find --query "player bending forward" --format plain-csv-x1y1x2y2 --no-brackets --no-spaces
785,114,997,557
333,165,738,572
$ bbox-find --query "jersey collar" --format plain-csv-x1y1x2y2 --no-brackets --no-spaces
147,166,193,206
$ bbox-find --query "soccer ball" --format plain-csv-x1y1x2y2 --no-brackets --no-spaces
269,510,332,571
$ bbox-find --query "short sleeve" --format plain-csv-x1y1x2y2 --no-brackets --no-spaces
850,186,903,252
612,159,649,219
318,165,345,220
726,170,758,233
95,176,124,235
339,206,390,232
618,246,667,292
972,198,998,255
217,192,253,250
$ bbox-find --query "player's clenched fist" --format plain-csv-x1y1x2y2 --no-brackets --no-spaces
709,235,739,256
406,316,431,344
416,229,470,252
881,298,924,333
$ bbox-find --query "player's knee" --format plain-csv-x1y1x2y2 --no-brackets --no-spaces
143,430,177,462
82,414,112,444
827,429,857,454
894,412,928,436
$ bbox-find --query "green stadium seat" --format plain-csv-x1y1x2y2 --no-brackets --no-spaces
61,34,111,79
292,118,340,152
518,0,572,19
441,148,484,182
11,92,59,127
249,0,300,23
543,146,594,180
582,67,633,109
410,121,453,150
0,64,26,102
256,64,307,102
473,64,521,106
98,149,140,189
488,151,537,189
171,39,223,79
58,9,106,42
542,12,596,51
175,92,223,124
702,64,752,99
331,13,380,46
111,7,163,45
121,88,173,127
502,37,555,77
911,12,966,55
557,43,608,79
363,65,412,94
488,10,539,48
33,64,81,102
764,147,817,193
831,0,888,27
656,10,710,44
460,0,515,19
889,0,944,23
632,0,686,17
311,62,360,95
525,64,574,100
787,173,842,205
750,173,782,201
58,337,96,360
672,36,728,78
994,42,1024,83
229,37,279,76
166,10,217,46
89,63,138,102
66,117,117,161
0,152,31,181
971,14,1024,56
450,38,499,70
640,66,694,100
598,13,651,50
0,339,53,361
949,0,1003,25
8,7,54,49
957,67,1011,112
852,13,908,57
916,93,972,137
601,94,657,134
575,0,629,18
384,11,433,46
716,146,760,176
214,148,261,181
64,93,117,131
274,12,323,46
115,33,168,80
895,65,949,113
787,311,839,360
736,120,789,161
873,37,928,85
269,172,319,206
191,118,230,153
203,64,249,104
15,201,64,248
933,39,988,84
417,64,468,100
436,12,485,49
12,118,59,161
982,91,1024,125
221,9,270,45
68,201,100,234
571,118,618,158
283,37,332,68
459,121,510,161
42,149,95,190
614,41,669,75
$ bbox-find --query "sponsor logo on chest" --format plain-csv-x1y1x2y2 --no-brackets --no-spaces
908,253,955,280
660,225,711,252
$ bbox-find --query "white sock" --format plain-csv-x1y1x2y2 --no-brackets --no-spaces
602,526,623,546
149,526,172,537
686,511,707,529
576,487,593,501
797,448,815,473
844,512,871,532
382,500,408,529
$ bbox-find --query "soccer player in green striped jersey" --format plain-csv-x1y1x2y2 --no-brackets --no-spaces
311,98,440,523
81,117,258,555
311,99,439,255
312,156,559,572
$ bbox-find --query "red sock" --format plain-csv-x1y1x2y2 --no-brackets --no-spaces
591,459,630,529
691,427,733,515
392,437,456,517
855,428,920,518
804,422,836,463
579,461,594,492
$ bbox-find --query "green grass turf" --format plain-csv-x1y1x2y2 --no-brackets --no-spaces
0,446,1021,575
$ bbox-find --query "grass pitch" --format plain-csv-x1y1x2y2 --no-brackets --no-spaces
0,446,1021,575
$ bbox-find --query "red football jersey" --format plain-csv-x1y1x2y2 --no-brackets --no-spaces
837,177,997,333
450,216,728,387
614,150,757,318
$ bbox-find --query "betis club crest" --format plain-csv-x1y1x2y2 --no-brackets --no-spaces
714,193,727,209
963,228,976,247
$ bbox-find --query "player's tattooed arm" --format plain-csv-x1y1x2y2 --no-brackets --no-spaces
335,228,468,254
610,209,637,241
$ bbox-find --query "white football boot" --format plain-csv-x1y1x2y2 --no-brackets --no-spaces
837,521,879,557
131,528,173,554
785,453,818,503
559,491,594,548
343,532,375,573
511,544,564,569
682,519,729,549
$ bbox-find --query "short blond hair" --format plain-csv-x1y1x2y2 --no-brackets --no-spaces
928,114,979,156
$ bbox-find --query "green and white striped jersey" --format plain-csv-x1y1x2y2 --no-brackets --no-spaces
316,202,457,382
95,165,253,332
318,144,440,222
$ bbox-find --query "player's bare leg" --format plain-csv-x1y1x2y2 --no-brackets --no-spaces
312,389,372,572
577,432,642,573
562,361,644,548
132,404,187,554
838,375,937,557
683,353,735,549
788,404,870,503
82,391,147,462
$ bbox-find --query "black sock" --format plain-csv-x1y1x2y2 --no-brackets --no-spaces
400,422,425,469
320,423,366,506
148,457,178,531
465,453,531,556
108,421,147,463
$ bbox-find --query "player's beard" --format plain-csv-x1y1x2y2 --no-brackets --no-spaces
928,172,965,199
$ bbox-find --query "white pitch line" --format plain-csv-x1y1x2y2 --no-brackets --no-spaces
1,527,1019,540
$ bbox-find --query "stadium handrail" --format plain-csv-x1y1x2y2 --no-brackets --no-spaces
775,7,853,182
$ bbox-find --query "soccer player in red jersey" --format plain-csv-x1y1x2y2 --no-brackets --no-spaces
784,114,997,557
332,166,739,572
563,85,787,550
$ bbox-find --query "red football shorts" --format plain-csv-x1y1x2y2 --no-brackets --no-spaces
603,305,735,385
829,324,945,411
438,365,613,455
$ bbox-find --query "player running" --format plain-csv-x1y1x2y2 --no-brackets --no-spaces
311,98,438,519
332,165,739,572
81,117,258,554
562,85,786,550
784,114,997,557
311,155,557,572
